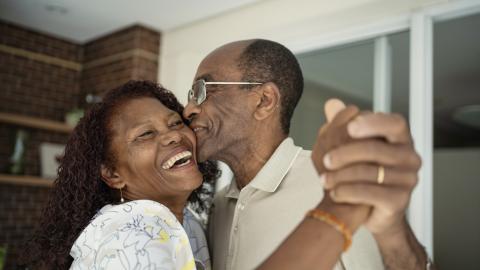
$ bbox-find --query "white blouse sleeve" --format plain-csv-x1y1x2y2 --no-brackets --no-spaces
70,200,196,270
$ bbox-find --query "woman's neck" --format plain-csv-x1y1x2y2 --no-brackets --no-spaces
157,196,188,224
171,209,185,224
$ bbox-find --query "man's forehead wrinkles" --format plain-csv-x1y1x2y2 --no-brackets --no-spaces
195,73,214,81
196,63,241,81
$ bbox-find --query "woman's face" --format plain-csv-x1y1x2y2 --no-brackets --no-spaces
105,97,203,202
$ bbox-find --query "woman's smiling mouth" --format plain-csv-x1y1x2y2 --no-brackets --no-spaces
162,150,193,170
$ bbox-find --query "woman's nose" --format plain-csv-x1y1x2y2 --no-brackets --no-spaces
160,130,182,146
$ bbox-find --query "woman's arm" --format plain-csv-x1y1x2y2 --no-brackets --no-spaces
257,199,369,270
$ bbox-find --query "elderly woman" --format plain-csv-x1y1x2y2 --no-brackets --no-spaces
26,81,218,269
26,80,382,270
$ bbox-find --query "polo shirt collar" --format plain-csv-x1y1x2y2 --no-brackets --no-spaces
224,138,302,197
225,179,240,199
249,138,301,192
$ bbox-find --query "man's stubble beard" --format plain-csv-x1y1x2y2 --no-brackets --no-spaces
198,132,250,164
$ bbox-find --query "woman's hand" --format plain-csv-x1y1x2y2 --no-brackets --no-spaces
311,99,371,233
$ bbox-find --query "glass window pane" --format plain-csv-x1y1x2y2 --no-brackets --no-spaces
292,40,375,149
292,31,410,149
390,31,410,119
433,13,480,270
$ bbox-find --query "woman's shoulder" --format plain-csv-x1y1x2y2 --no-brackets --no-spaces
94,199,178,222
70,200,193,269
82,199,185,240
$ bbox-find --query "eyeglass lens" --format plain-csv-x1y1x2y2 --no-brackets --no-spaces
190,80,206,104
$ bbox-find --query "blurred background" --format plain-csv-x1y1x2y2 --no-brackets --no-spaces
0,0,479,269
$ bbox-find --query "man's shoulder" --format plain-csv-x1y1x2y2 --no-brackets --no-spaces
287,148,317,177
269,147,323,201
295,148,312,162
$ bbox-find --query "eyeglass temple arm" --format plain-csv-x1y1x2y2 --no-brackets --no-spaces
204,82,263,85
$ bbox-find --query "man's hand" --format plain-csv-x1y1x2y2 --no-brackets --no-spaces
322,111,421,235
312,98,430,269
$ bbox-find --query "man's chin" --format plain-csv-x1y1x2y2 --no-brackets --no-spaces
197,143,215,163
197,150,209,163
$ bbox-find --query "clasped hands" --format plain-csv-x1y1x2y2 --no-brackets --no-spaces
311,99,422,238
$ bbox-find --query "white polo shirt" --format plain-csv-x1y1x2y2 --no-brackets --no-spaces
208,138,384,270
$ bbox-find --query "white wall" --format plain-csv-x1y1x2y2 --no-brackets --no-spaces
159,0,446,103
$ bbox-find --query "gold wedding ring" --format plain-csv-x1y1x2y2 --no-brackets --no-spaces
377,166,385,184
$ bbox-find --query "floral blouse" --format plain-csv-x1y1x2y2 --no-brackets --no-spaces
70,200,209,270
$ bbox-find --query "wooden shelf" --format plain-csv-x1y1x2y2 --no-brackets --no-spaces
0,112,73,133
0,173,53,187
0,113,67,188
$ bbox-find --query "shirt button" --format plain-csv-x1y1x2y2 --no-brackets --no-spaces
237,203,245,210
234,226,238,232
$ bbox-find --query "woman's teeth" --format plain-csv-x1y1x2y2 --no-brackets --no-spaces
162,151,192,170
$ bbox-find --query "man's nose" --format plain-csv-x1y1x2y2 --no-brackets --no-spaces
183,100,201,122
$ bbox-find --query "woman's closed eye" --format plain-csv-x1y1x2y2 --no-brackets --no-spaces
137,130,155,139
169,120,184,128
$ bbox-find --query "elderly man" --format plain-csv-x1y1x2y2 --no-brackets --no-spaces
184,39,431,270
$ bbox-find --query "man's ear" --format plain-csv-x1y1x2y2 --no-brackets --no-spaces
101,164,124,189
253,82,281,121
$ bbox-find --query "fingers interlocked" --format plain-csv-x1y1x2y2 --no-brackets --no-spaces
322,163,418,190
319,111,422,233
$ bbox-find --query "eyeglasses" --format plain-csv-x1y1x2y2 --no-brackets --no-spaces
188,79,263,105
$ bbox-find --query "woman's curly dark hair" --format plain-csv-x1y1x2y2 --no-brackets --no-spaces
24,80,219,269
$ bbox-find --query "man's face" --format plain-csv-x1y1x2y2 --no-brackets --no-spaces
183,43,255,162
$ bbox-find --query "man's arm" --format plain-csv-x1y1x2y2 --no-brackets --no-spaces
374,219,432,270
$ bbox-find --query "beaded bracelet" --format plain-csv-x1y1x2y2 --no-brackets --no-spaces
306,209,352,251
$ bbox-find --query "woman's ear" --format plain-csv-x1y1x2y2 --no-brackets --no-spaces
254,82,281,121
100,164,124,189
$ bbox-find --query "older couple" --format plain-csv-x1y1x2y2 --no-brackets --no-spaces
27,39,432,270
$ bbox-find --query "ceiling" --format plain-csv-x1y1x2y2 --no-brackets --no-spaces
0,0,259,42
296,12,480,148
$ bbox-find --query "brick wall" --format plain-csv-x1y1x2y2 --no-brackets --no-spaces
0,21,82,176
0,20,160,269
82,25,160,99
0,184,51,269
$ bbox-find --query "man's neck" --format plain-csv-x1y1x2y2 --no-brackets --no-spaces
222,135,287,189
